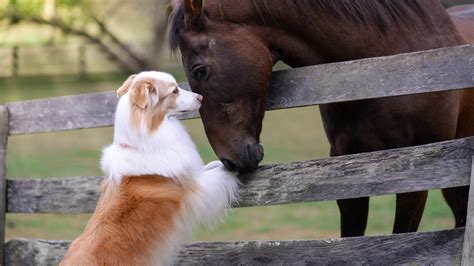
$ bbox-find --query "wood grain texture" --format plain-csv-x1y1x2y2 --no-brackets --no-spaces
5,91,198,136
462,157,474,266
267,45,474,110
6,45,474,135
7,176,101,213
4,229,464,265
5,239,69,266
0,106,9,265
7,137,473,213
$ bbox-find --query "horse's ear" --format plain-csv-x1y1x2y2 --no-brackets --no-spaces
184,0,203,22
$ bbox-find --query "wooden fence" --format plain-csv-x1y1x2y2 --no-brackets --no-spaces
1,45,474,265
0,44,178,78
0,44,120,78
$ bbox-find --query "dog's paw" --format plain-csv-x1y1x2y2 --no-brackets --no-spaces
204,160,224,171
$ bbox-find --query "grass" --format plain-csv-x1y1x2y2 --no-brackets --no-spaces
2,72,456,242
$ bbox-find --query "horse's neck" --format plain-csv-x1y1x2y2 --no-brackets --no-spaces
236,1,465,67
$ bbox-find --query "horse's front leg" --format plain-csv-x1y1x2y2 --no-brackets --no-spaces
331,145,428,237
442,186,469,227
393,191,428,233
337,197,370,237
329,145,370,237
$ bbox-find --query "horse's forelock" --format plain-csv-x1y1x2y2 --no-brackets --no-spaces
169,5,185,52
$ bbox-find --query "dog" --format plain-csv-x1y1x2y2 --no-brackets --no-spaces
61,71,239,266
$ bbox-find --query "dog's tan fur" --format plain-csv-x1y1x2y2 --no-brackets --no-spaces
61,175,190,266
61,72,235,265
118,75,180,133
62,74,192,265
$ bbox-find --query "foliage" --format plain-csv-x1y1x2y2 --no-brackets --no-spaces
0,0,172,73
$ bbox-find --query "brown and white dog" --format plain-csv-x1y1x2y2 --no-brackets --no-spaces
61,71,239,266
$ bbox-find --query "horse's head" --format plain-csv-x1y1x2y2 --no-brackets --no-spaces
170,0,273,173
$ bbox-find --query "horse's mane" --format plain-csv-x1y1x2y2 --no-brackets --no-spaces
169,0,433,52
294,0,429,29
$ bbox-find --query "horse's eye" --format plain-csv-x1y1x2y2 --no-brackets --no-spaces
191,66,210,81
173,88,179,94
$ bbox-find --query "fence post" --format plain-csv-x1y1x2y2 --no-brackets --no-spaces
462,155,474,265
78,45,87,78
11,46,18,77
0,106,9,266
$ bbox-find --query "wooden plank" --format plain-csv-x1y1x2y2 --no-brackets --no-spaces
4,229,464,265
462,157,474,265
6,45,474,135
5,91,198,136
7,137,473,213
5,239,68,266
268,45,473,110
7,176,101,214
0,106,9,265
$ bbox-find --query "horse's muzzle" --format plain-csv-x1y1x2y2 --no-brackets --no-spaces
245,143,264,168
219,143,264,174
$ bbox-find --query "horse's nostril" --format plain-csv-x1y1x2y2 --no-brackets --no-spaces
220,158,237,172
246,143,264,165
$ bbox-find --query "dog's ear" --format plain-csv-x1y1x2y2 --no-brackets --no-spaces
116,74,137,97
132,81,156,109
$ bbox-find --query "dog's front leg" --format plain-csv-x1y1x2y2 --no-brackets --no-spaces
195,161,240,226
204,160,225,171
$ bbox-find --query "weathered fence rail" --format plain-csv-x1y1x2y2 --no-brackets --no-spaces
6,137,473,213
1,45,474,265
5,229,465,265
6,45,474,135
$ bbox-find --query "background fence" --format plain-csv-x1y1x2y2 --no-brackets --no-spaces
0,44,180,78
0,44,119,77
1,45,473,264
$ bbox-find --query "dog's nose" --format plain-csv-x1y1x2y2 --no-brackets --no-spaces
197,95,203,103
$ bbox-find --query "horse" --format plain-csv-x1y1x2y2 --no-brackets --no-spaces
169,0,474,237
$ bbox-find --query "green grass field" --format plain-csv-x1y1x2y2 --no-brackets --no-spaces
1,72,456,242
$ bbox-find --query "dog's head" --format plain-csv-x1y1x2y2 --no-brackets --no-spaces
116,71,202,133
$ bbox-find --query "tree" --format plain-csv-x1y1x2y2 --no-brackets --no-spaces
1,0,172,73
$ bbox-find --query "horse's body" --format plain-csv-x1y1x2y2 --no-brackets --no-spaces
171,0,474,237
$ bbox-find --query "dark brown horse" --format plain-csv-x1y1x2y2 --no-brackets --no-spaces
170,0,474,237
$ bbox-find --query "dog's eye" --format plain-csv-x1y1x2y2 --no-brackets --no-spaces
191,65,210,81
173,88,179,94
